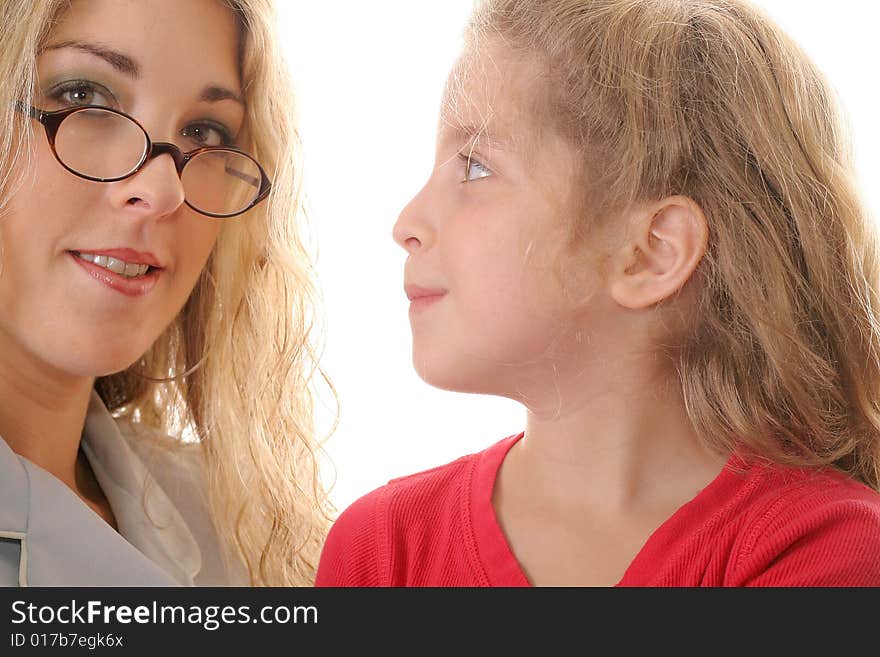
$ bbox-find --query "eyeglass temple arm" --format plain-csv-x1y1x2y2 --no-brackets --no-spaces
13,101,42,121
224,163,260,188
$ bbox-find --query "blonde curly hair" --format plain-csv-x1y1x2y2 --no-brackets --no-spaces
0,0,335,585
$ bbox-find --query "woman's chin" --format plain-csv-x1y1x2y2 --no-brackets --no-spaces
56,349,152,380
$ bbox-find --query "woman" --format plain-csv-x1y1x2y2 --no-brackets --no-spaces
0,0,332,586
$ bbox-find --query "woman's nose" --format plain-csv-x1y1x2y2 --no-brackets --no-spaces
107,150,186,220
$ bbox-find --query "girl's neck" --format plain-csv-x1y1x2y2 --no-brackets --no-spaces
513,358,728,515
0,330,94,491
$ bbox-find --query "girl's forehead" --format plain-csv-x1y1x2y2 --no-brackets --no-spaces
439,47,545,147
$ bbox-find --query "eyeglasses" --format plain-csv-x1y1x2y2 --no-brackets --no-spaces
17,102,271,218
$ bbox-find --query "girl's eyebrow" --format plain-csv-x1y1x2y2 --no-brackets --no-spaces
41,40,139,77
445,122,515,152
39,40,244,106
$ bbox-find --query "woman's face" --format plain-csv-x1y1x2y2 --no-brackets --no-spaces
0,0,243,378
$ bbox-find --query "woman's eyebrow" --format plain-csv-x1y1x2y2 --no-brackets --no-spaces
200,86,244,106
41,40,139,77
40,41,243,106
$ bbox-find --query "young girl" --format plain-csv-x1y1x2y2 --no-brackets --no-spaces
316,0,880,586
0,0,331,586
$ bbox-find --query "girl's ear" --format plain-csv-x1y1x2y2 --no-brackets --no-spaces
608,196,708,309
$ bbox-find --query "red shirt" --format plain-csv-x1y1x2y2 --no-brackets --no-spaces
316,434,880,586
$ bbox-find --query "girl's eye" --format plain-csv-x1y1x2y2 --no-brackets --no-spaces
180,122,234,149
45,80,116,109
460,153,492,182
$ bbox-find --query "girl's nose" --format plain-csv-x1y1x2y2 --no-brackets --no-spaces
393,184,434,253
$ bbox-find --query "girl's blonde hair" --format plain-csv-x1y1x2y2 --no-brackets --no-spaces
0,0,334,584
466,0,880,489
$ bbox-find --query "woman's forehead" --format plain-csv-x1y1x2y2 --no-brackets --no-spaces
43,0,242,90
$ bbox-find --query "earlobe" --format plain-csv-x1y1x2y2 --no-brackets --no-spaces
609,197,708,309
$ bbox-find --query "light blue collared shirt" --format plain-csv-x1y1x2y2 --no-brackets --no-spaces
0,392,247,586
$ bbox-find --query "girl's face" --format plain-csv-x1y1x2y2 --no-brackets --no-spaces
393,49,616,398
0,0,243,378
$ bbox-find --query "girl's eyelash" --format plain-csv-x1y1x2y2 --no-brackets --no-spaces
457,152,492,182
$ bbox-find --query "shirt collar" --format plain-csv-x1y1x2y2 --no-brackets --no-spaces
80,390,202,584
0,391,201,586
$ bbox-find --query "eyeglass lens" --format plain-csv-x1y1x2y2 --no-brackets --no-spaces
54,107,262,216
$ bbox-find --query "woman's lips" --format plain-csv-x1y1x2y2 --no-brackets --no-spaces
76,247,162,268
69,251,162,298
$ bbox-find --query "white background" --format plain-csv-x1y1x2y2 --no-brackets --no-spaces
277,1,880,512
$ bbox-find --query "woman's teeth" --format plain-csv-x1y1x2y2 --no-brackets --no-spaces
75,252,151,278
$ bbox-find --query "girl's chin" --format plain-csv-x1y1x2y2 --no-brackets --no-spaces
414,359,499,396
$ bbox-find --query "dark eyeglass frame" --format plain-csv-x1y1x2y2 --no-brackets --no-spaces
16,101,272,218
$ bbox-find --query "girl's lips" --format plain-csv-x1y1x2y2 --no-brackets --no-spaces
409,294,445,312
403,283,449,313
408,291,447,312
69,251,161,298
405,284,448,313
405,284,447,300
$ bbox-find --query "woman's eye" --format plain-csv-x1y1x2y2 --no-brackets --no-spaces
460,154,492,182
45,80,116,109
181,122,233,149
